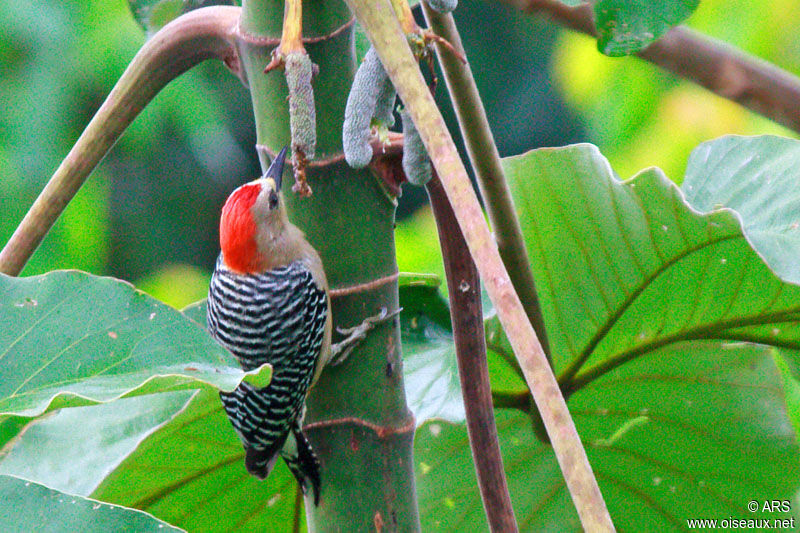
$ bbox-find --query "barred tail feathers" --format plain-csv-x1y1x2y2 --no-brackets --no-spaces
282,425,321,505
220,387,288,479
220,387,320,503
245,444,282,480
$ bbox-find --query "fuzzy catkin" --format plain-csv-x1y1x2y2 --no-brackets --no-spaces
372,78,396,129
401,109,432,186
343,47,388,168
285,52,317,159
425,0,458,13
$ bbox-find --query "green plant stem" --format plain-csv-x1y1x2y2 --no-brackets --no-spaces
293,485,303,533
0,6,242,276
492,390,531,411
237,1,420,530
344,0,614,530
502,0,800,134
426,176,518,532
421,5,551,363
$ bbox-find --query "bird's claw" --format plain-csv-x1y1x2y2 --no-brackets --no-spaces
330,307,402,366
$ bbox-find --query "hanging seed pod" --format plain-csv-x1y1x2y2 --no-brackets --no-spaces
285,51,317,160
344,47,389,168
285,51,317,196
400,108,432,186
425,0,458,14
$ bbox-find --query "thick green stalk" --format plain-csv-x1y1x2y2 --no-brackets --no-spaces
237,1,420,530
344,0,614,530
0,7,242,276
421,5,551,362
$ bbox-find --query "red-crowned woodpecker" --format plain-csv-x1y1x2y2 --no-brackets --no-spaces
207,147,331,504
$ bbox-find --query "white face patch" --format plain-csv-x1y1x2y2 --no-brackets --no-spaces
249,178,286,250
249,178,279,219
261,177,277,192
261,179,280,212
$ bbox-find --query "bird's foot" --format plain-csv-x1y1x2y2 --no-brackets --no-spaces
330,307,402,366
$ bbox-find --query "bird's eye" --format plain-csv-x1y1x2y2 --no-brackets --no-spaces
268,191,279,210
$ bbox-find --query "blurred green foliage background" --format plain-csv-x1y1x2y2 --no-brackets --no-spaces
1,0,797,308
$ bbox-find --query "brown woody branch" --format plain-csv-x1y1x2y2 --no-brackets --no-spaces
427,175,518,533
422,5,552,365
500,0,800,133
345,0,615,528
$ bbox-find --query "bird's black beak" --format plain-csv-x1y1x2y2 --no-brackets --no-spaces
266,146,288,190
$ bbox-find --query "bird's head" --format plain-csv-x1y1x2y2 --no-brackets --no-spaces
219,147,290,273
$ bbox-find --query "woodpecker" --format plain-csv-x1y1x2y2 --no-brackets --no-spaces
207,147,331,504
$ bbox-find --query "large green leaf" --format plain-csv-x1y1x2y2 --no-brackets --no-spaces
418,343,797,530
416,143,800,530
400,280,526,423
400,280,464,425
594,0,699,56
504,144,800,381
0,271,269,418
0,391,195,496
92,389,304,532
683,135,800,285
88,300,302,532
0,416,27,450
776,355,800,438
82,283,470,531
0,474,182,532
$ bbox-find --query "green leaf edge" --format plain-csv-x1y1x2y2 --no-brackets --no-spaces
0,473,185,532
0,271,271,418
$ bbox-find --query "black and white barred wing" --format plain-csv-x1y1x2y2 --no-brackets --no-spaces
207,258,327,474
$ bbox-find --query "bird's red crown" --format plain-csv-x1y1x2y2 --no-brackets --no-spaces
220,182,262,273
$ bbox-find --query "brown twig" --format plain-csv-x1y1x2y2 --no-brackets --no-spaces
421,29,467,65
427,175,519,533
257,132,404,167
344,0,615,529
257,132,405,196
421,5,552,365
0,6,243,276
502,0,800,133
